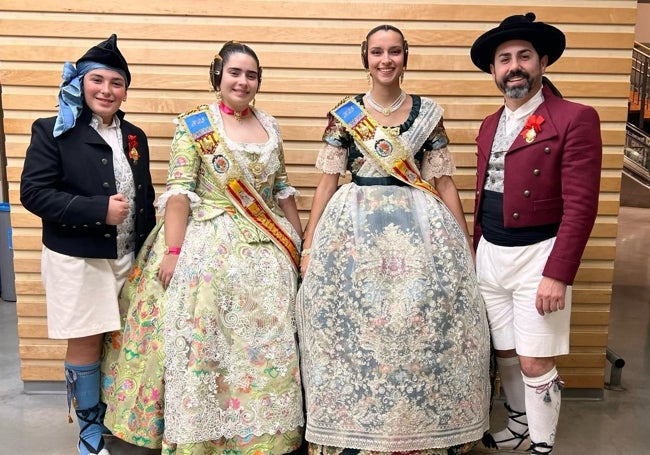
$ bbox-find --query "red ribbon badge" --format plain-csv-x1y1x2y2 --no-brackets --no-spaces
521,114,544,143
127,134,140,164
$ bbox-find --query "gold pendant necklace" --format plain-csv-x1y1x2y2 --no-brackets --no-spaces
219,102,250,122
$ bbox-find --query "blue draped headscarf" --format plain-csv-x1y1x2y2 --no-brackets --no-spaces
53,61,128,138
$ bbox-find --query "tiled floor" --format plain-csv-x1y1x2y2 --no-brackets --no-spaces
1,176,649,454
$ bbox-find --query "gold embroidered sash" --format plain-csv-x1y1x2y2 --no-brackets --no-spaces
179,105,299,272
330,97,441,199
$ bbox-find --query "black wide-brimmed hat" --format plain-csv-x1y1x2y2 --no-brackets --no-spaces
470,12,566,73
76,34,131,86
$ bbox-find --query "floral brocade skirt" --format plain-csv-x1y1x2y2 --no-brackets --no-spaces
297,183,490,452
101,214,304,455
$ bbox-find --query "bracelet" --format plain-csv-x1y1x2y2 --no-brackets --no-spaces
164,246,182,255
300,248,312,258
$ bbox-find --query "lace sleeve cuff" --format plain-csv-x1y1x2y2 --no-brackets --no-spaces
315,143,347,176
275,187,300,201
420,146,456,181
156,189,201,215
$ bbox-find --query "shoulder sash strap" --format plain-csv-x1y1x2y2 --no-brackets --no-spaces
330,97,441,199
179,106,299,272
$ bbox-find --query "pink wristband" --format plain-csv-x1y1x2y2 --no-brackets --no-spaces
165,246,181,255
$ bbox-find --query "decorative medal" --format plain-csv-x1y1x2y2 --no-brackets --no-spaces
524,128,537,143
521,114,545,143
127,134,139,164
212,154,229,173
375,139,392,157
359,124,370,137
199,135,218,154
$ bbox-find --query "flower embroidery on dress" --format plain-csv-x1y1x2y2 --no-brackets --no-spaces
127,134,140,164
521,114,544,143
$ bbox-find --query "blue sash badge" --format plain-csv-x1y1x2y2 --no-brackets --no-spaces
332,99,376,140
184,111,213,140
334,100,364,127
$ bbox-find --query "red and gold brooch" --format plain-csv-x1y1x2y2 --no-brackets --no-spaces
127,134,140,164
521,114,545,143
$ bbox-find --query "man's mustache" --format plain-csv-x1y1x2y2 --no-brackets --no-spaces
504,70,530,82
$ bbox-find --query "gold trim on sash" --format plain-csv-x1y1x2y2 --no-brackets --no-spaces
178,105,299,272
225,179,300,269
330,97,441,200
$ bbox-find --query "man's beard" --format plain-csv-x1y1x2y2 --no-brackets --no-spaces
498,70,532,99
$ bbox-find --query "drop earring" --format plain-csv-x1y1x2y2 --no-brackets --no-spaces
216,90,222,102
366,71,371,85
400,71,405,84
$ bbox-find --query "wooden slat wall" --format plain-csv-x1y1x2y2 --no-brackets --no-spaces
0,0,637,389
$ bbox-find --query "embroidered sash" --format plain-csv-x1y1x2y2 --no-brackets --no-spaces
179,105,300,272
330,97,442,200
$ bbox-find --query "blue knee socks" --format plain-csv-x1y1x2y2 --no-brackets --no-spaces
65,360,110,455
